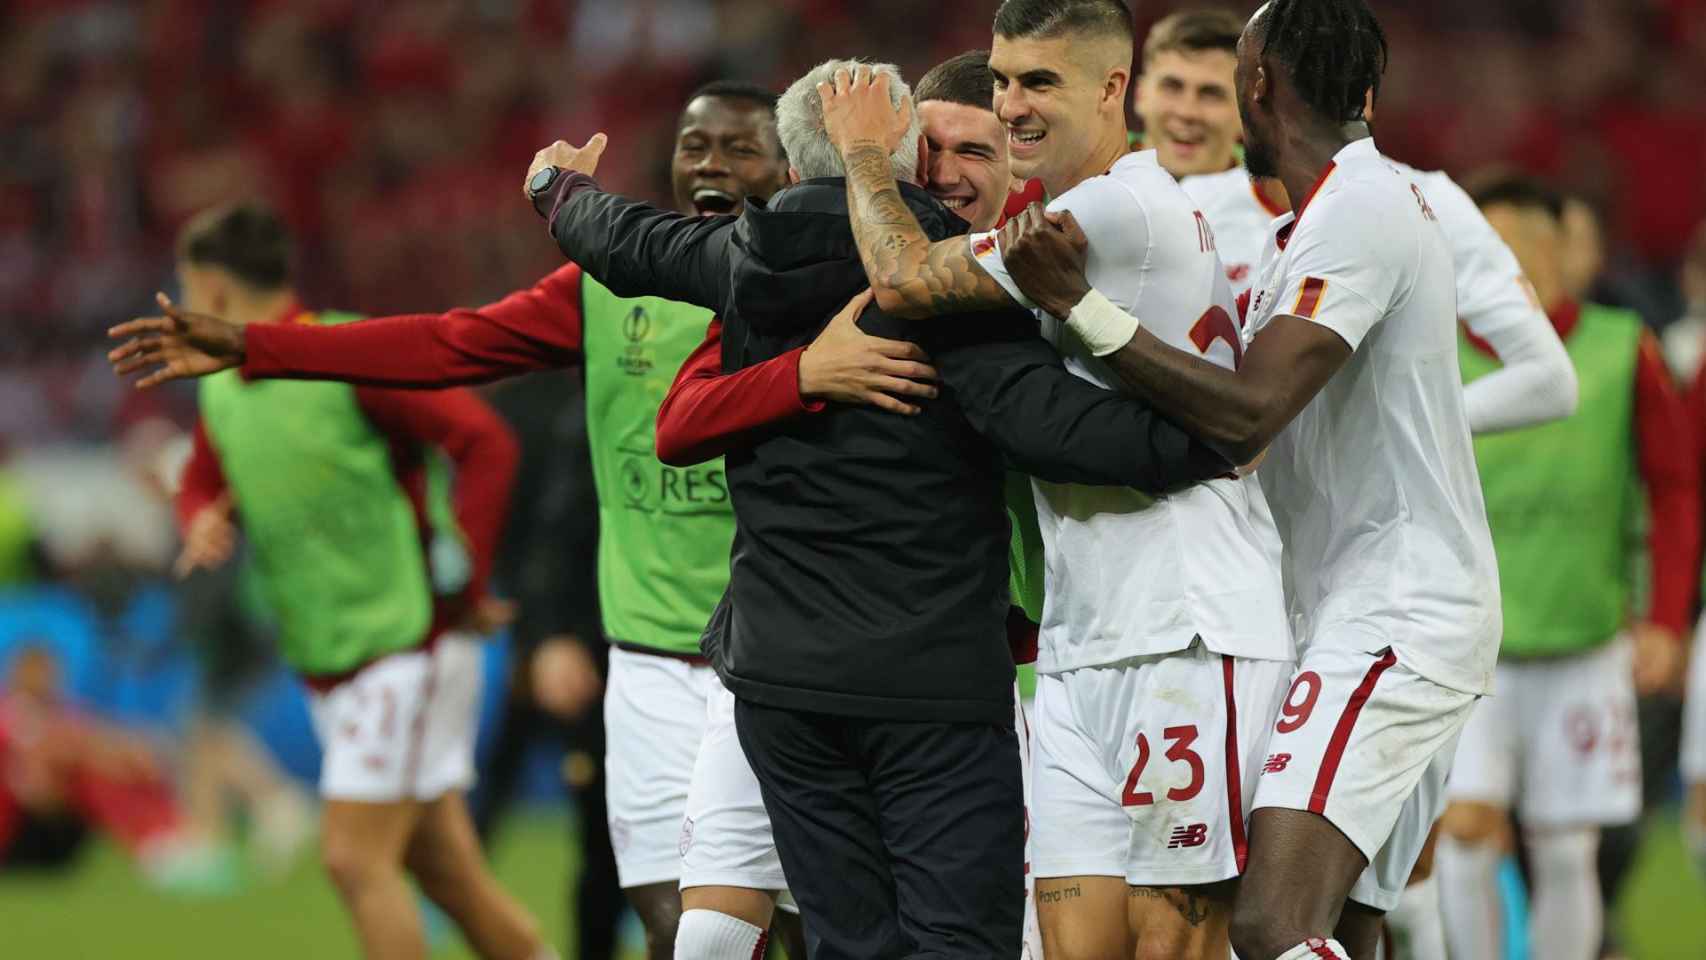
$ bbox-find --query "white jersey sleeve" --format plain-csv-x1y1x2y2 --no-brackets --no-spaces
1269,187,1404,351
1417,171,1577,433
969,176,1151,314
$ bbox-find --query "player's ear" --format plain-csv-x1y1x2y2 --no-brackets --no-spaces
787,166,801,185
1105,64,1131,114
913,133,930,186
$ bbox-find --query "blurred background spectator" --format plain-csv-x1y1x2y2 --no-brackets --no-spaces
2,0,1702,452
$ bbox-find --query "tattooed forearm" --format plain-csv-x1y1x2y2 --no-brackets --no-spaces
1129,885,1222,927
840,141,1016,318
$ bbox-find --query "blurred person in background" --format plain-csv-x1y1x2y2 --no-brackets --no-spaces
108,423,317,884
160,204,548,960
1434,174,1701,960
109,81,945,960
0,645,194,881
1671,220,1706,886
0,449,43,591
475,371,622,960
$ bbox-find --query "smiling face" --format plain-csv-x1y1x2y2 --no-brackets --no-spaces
990,32,1125,195
1136,47,1241,178
671,95,790,217
919,100,1013,233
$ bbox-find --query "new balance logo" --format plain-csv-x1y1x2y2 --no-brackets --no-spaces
1168,823,1208,849
1263,753,1292,774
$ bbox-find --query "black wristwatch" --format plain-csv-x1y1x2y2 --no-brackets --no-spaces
528,166,563,217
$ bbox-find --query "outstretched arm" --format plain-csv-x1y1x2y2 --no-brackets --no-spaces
109,264,587,389
821,67,1016,319
545,178,734,312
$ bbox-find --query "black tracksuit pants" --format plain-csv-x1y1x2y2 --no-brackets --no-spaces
734,698,1025,959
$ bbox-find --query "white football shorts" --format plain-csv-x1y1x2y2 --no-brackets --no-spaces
605,645,719,888
1251,642,1476,911
307,633,483,804
1682,617,1706,783
1449,636,1641,826
1031,640,1292,887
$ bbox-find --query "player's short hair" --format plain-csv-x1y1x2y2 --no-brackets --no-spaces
1467,172,1565,221
1253,0,1388,125
176,203,292,290
1142,8,1245,68
993,0,1134,47
915,51,995,112
776,59,922,184
683,80,779,119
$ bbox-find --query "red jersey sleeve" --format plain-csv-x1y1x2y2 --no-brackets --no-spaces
1632,330,1701,635
243,263,586,387
354,387,520,605
653,319,823,466
176,420,229,535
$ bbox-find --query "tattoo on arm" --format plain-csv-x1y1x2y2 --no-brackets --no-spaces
841,141,1015,316
1129,886,1220,927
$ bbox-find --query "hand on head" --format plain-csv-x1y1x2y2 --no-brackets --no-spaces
818,65,914,157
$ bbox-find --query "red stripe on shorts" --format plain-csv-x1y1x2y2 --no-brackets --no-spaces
1308,648,1398,815
1308,938,1341,959
1221,655,1249,872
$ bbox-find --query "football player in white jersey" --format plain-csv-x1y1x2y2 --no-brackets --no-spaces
1133,8,1291,298
1136,23,1572,960
994,2,1502,958
815,2,1295,957
1140,21,1577,439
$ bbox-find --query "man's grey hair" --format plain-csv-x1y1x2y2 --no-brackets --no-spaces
776,59,923,184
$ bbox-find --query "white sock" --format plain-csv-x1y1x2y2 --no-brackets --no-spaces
1274,938,1351,960
530,949,563,960
1386,874,1447,960
1435,837,1503,960
1524,826,1602,960
674,909,767,960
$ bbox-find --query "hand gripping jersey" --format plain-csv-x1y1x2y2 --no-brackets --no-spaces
972,150,1291,673
1244,138,1502,695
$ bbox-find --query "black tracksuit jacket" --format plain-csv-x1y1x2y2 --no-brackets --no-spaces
545,173,1228,725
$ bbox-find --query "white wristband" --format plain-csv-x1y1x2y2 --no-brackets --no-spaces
1065,288,1140,356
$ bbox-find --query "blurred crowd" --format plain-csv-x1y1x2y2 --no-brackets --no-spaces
3,0,1705,445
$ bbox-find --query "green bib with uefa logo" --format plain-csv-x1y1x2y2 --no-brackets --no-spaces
581,277,734,655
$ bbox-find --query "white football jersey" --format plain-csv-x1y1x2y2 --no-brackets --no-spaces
1392,162,1546,352
1245,138,1501,695
1181,166,1290,301
972,149,1291,674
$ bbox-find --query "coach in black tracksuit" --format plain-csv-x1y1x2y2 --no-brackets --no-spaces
531,124,1228,959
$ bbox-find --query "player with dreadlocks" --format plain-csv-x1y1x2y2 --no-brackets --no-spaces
993,2,1500,957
